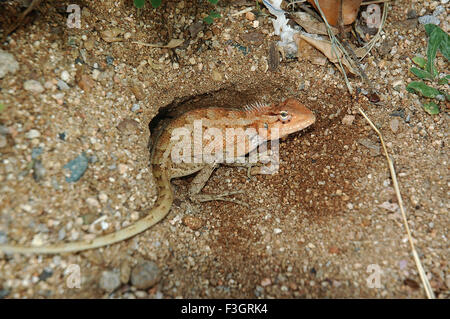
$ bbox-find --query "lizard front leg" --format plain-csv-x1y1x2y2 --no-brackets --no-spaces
188,164,249,207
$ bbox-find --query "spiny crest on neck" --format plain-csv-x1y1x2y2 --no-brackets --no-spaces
242,101,270,114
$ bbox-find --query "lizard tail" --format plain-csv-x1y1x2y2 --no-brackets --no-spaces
0,164,173,254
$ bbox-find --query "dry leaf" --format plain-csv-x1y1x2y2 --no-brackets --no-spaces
296,37,327,66
307,0,362,26
294,33,357,75
291,12,337,35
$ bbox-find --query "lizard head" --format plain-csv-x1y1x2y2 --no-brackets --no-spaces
261,98,316,139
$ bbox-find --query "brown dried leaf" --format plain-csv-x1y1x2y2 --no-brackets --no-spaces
294,34,357,75
291,12,337,35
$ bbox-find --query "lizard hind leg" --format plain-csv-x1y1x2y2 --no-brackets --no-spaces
188,164,249,208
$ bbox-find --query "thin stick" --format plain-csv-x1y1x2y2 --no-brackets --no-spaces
358,107,435,299
362,0,392,5
313,0,354,93
231,7,253,17
3,0,43,40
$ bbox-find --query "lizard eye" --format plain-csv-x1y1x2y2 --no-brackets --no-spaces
279,110,291,122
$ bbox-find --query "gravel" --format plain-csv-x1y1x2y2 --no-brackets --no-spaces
0,49,19,78
99,270,121,292
131,261,161,290
23,80,44,93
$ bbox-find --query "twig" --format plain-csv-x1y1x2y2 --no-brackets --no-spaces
231,7,253,17
313,0,353,94
3,0,43,40
358,107,436,300
362,0,392,5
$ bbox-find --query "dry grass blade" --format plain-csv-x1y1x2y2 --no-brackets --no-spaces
358,107,436,299
359,2,389,60
313,0,354,93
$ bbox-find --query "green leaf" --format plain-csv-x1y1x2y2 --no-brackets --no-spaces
410,67,432,80
438,75,449,85
426,27,444,78
0,103,5,112
425,24,449,60
203,16,214,24
150,0,161,8
424,24,438,36
412,56,427,69
422,101,440,115
209,10,221,18
406,81,441,98
208,0,219,4
133,0,145,9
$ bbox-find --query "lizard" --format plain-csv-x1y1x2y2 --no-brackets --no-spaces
0,98,315,254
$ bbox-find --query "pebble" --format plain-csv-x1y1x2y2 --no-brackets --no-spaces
0,289,10,298
58,228,66,241
39,268,53,281
86,197,100,210
212,70,222,81
261,278,271,286
182,215,204,230
120,260,131,284
418,15,440,25
24,80,44,93
32,160,46,182
25,129,41,139
131,103,140,112
246,11,256,21
61,70,70,82
407,9,417,19
341,115,355,125
92,69,101,80
99,270,121,292
389,118,399,133
0,135,7,148
433,6,445,16
98,192,108,204
0,231,7,244
0,49,19,78
64,152,89,182
57,79,70,91
131,261,161,290
273,228,282,234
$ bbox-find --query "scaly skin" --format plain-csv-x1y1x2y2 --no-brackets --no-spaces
0,99,315,254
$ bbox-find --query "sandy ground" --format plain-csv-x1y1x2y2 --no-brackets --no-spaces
0,0,448,298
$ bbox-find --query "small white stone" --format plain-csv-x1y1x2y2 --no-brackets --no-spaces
24,80,44,93
92,69,100,80
98,192,108,204
273,228,282,234
253,20,259,28
25,129,41,139
86,197,100,209
61,70,70,82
